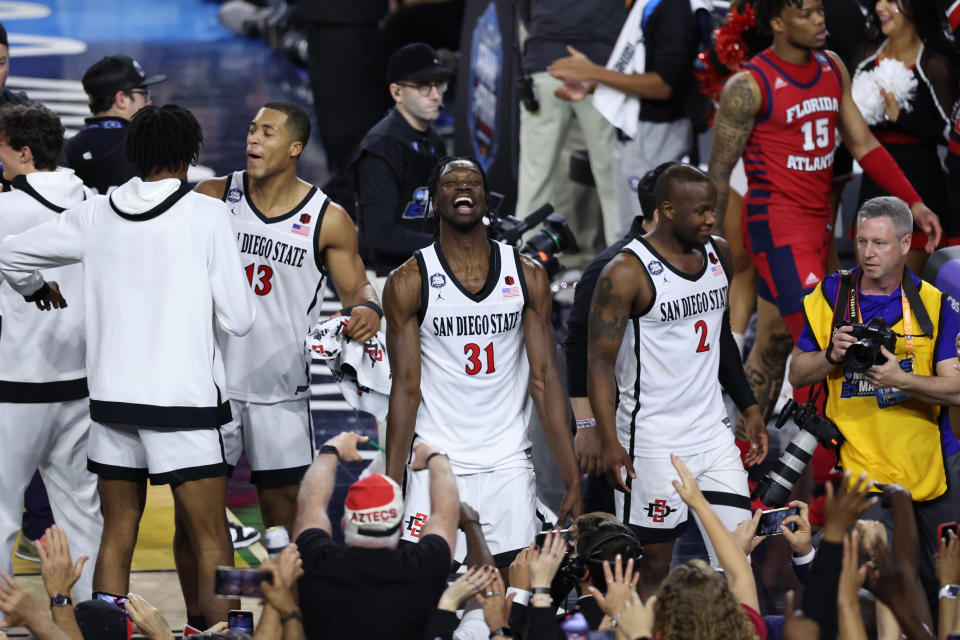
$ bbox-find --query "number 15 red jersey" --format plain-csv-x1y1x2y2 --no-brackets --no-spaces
743,48,843,217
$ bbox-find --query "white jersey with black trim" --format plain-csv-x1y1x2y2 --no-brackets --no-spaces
217,171,330,403
0,170,90,399
0,177,256,429
616,236,731,456
415,240,533,473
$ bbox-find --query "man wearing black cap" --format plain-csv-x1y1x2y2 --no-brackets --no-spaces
0,22,27,109
351,43,451,285
63,55,165,194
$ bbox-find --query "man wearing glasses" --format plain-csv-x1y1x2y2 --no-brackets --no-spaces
63,55,164,195
352,43,451,293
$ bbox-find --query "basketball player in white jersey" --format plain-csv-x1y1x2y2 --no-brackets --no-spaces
0,104,255,627
587,164,766,597
0,103,101,602
196,101,379,533
384,157,581,569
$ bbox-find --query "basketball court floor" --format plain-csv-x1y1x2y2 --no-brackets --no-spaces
4,0,378,631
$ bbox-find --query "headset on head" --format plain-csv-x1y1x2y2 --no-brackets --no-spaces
564,530,644,581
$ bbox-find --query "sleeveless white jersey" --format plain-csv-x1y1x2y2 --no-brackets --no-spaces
217,171,329,403
616,237,731,456
415,240,532,473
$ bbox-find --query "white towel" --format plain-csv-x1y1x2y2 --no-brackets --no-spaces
593,0,712,139
305,316,392,421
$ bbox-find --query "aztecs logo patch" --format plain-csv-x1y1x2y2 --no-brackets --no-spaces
430,273,446,289
647,260,664,276
708,252,718,264
645,499,676,523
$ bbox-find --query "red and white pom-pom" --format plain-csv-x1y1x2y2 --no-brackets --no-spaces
874,57,917,113
852,68,885,126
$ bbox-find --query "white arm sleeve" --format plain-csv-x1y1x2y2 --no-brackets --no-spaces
0,206,86,296
208,204,255,336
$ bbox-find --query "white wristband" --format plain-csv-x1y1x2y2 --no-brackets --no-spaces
576,418,597,430
791,548,816,566
506,587,530,606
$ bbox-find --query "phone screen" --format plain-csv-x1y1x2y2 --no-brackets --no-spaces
94,591,131,618
229,610,254,635
214,567,272,597
938,522,959,541
757,507,799,536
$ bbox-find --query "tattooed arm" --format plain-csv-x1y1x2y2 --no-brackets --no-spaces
587,253,649,492
707,71,761,236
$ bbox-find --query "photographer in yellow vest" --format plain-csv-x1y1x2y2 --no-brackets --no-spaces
789,196,960,619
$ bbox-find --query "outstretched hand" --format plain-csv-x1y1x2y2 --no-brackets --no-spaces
589,554,640,617
324,431,369,463
37,525,87,598
822,472,876,543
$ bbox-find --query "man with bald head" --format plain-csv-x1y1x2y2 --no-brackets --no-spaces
588,164,762,596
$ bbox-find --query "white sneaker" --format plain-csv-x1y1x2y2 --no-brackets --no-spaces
229,523,260,549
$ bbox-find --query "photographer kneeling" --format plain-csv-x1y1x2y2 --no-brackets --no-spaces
788,196,960,618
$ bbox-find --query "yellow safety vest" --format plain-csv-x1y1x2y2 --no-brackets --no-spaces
801,274,947,500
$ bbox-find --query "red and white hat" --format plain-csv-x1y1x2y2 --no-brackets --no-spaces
343,473,404,537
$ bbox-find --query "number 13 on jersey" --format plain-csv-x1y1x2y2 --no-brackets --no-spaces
244,263,273,296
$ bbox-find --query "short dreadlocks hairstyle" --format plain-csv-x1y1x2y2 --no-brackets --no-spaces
0,102,65,171
755,0,805,37
124,104,203,178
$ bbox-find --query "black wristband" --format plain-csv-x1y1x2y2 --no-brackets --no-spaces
319,444,340,459
24,281,50,303
359,300,384,319
824,346,841,365
340,301,384,320
531,587,551,594
425,451,448,466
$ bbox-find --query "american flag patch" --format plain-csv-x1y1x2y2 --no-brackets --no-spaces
292,223,310,236
711,265,723,276
502,286,520,297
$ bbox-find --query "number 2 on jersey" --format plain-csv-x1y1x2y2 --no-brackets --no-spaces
244,263,273,296
694,320,710,353
464,342,495,375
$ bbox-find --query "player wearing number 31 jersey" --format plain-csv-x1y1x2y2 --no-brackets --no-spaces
385,157,580,567
195,101,380,536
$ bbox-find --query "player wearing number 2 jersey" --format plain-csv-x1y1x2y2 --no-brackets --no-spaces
588,165,764,598
195,101,380,535
707,0,943,432
384,157,580,567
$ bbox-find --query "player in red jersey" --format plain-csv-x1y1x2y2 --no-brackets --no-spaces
707,0,942,431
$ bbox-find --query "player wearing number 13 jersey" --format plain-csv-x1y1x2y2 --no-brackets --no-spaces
195,102,380,536
589,166,763,597
385,157,580,566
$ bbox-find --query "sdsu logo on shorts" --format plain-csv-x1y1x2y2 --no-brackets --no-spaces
648,260,664,276
226,188,242,203
430,273,446,288
645,499,676,523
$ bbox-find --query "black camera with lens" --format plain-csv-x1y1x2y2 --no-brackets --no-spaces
486,204,580,279
751,398,845,507
845,317,898,373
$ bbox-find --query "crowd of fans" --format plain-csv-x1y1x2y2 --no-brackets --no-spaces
1,0,960,639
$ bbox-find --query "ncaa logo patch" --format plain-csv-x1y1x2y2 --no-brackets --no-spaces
430,273,446,288
226,188,242,203
647,260,664,275
402,186,431,219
